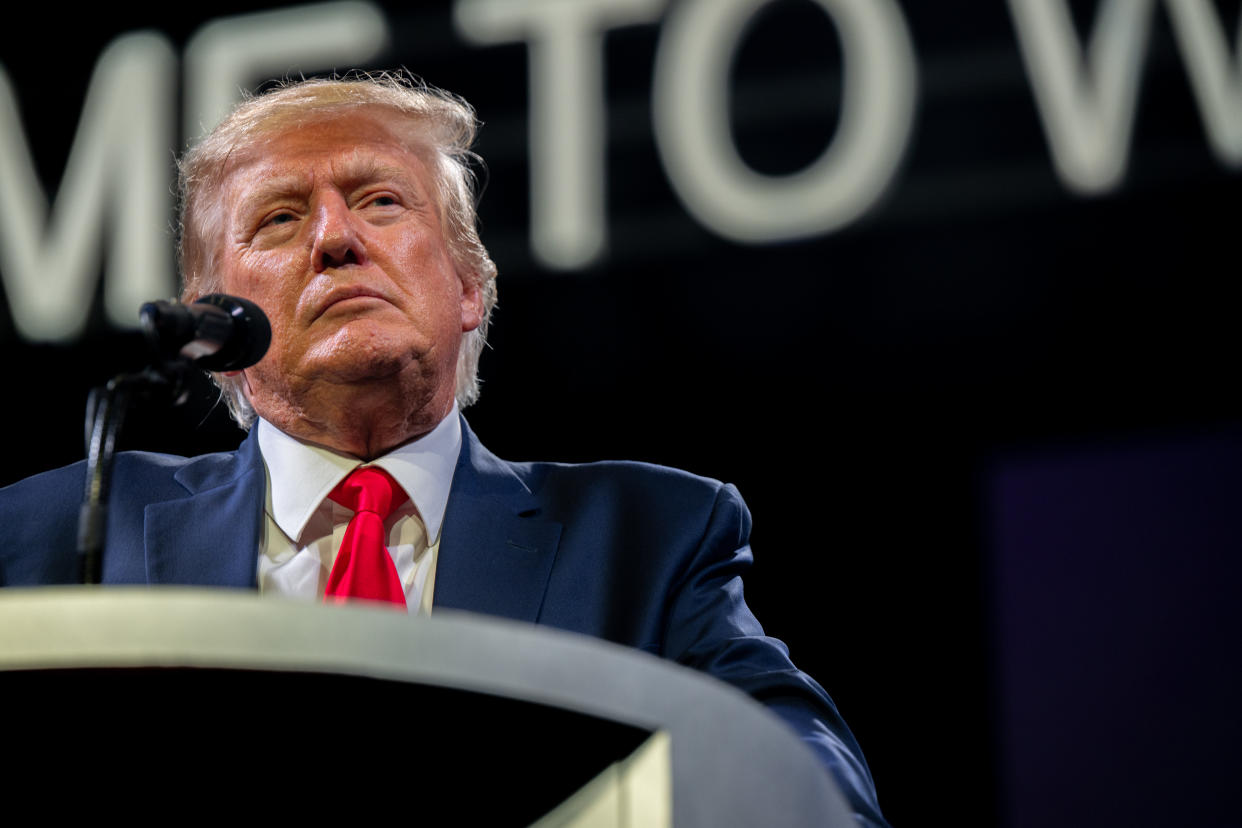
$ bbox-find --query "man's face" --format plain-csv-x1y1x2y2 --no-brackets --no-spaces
215,108,483,430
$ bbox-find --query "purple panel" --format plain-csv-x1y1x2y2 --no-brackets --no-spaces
990,428,1242,828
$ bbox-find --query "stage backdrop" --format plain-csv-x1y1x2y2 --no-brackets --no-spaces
3,2,1241,825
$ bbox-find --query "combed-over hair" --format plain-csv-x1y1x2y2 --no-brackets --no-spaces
177,72,498,429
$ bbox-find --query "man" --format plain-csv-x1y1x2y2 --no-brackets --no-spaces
0,75,886,826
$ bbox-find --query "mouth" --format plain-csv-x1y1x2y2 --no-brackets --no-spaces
312,285,392,321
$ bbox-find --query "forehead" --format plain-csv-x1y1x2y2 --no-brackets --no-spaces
221,107,435,200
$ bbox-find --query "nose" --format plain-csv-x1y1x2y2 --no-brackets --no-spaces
311,193,368,272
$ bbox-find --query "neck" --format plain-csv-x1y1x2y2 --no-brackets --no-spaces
251,379,454,460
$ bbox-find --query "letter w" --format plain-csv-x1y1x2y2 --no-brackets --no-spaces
0,33,175,341
1010,0,1242,193
1165,0,1242,166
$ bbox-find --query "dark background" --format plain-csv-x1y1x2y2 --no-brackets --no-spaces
3,2,1241,825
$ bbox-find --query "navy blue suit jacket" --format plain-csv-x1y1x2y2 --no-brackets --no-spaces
0,418,885,826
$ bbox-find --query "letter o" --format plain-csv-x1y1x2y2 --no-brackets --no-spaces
652,0,918,243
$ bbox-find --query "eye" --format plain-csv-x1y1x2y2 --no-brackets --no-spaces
362,193,400,209
263,211,297,226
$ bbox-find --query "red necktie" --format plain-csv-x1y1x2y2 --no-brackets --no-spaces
324,466,408,608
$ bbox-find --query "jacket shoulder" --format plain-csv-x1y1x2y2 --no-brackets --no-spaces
1,450,201,499
1,449,226,498
0,448,241,586
516,457,742,519
516,456,730,496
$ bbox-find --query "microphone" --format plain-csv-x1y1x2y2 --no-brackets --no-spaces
139,294,272,371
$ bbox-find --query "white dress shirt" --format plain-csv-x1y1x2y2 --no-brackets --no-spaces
254,409,462,614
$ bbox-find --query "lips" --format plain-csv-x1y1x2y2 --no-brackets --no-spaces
310,284,393,321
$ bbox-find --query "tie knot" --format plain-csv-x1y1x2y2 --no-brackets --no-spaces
328,466,407,520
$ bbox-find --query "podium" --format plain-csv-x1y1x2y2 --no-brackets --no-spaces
0,588,853,826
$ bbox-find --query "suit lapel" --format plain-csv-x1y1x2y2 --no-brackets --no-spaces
140,417,561,605
144,428,265,587
435,418,562,623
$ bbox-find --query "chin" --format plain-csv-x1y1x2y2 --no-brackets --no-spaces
308,323,414,372
317,350,416,384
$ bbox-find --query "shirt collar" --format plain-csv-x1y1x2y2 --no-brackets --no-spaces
256,409,462,545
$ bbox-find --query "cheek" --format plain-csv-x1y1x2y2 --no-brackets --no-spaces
222,251,301,314
392,231,462,299
219,249,262,297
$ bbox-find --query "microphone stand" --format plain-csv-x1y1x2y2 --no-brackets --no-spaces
76,294,270,585
77,362,190,585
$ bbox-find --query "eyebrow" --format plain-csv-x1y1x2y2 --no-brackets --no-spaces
234,157,430,215
339,158,424,194
236,175,309,212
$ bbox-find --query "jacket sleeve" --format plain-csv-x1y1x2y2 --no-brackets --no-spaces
661,482,890,828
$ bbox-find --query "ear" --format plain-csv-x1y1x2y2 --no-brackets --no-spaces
460,276,484,333
222,370,254,403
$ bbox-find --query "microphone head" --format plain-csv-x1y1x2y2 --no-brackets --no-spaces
140,294,272,372
192,294,272,371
